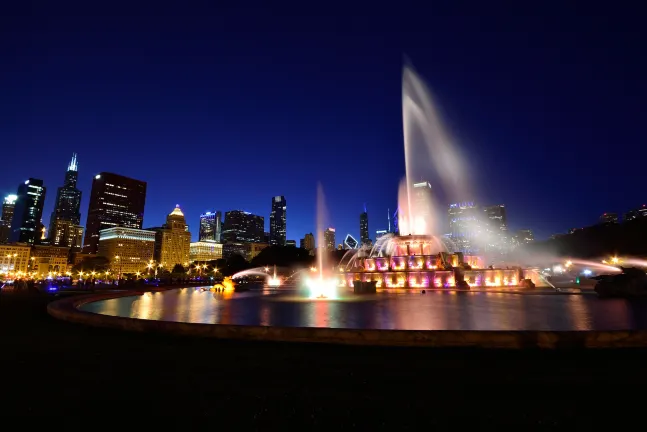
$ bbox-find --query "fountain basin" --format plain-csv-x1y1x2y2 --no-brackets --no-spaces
46,287,647,349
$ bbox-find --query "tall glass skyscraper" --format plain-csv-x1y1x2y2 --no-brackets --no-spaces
10,178,47,244
83,172,147,254
49,153,84,249
199,210,222,242
359,209,369,245
269,196,286,246
222,210,264,243
0,194,17,244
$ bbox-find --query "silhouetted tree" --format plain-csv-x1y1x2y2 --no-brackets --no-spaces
171,264,186,274
251,245,314,267
223,253,249,276
526,218,647,258
72,256,110,273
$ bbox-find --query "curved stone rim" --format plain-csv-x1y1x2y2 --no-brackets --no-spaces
47,290,647,349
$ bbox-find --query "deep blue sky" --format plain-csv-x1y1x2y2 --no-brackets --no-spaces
2,1,645,242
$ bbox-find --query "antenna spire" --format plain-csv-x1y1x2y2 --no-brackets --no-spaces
68,152,78,172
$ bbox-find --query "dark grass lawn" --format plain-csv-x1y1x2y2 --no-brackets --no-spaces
1,292,646,426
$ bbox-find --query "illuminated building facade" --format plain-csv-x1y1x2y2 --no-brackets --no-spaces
199,211,222,242
83,173,147,254
515,229,534,245
222,210,264,243
98,227,155,274
301,233,315,251
482,204,508,253
0,244,31,275
190,241,223,262
360,210,369,245
10,178,47,245
286,240,296,247
30,245,70,278
376,229,388,240
49,153,83,250
448,202,481,254
324,227,336,251
154,205,191,269
0,194,17,244
269,196,287,246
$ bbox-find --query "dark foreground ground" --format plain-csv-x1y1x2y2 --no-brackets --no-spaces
2,292,647,426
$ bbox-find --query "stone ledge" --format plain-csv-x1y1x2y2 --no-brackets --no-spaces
47,291,647,349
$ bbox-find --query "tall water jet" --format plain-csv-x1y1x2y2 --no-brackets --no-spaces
400,63,468,235
308,183,337,298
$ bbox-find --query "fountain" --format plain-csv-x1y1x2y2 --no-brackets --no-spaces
304,184,339,299
340,64,540,290
232,267,281,288
267,265,281,287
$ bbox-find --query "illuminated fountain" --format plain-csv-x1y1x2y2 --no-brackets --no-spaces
267,265,281,288
305,184,339,299
340,64,543,291
232,267,281,288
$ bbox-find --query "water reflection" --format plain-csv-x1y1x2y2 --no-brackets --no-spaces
78,289,647,331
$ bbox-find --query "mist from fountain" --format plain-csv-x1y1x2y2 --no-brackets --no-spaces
399,63,468,237
307,183,338,299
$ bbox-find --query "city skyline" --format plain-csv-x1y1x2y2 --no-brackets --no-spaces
2,155,647,246
3,5,645,242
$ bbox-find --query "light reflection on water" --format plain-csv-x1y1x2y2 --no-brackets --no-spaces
78,288,647,331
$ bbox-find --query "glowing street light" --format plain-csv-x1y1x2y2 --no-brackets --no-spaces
611,257,619,264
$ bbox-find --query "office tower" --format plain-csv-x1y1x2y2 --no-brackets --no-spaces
98,227,155,274
324,227,336,251
0,243,31,274
301,232,315,251
83,172,147,254
360,209,369,245
49,153,84,250
199,210,223,242
153,205,191,268
269,196,287,246
222,210,264,243
448,202,481,254
482,204,508,253
483,205,507,231
285,240,296,247
412,181,433,233
375,229,388,240
0,194,17,243
10,178,47,244
515,229,534,245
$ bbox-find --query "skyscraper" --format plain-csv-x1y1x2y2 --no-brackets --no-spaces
222,210,264,243
359,209,369,245
154,205,191,268
199,211,222,242
0,194,17,244
301,232,315,251
83,172,147,254
448,202,481,254
269,196,287,246
483,204,507,231
324,227,336,251
49,153,84,250
482,204,508,253
10,178,47,244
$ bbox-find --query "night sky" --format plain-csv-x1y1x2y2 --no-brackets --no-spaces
2,2,645,242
